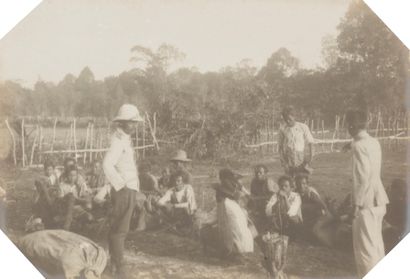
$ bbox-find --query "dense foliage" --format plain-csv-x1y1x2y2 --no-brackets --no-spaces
1,1,408,158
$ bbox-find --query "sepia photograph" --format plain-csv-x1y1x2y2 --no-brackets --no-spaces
0,0,409,278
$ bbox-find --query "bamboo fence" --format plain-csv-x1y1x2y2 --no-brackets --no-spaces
4,114,161,168
3,112,410,168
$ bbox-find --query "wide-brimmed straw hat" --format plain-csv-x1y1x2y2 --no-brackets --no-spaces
170,150,192,162
113,104,143,122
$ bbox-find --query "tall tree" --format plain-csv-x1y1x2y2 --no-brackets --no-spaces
335,0,409,113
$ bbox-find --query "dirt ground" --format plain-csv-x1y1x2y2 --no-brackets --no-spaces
0,146,408,279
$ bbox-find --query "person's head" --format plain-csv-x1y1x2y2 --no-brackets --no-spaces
113,104,143,135
281,105,296,127
66,165,78,184
43,160,55,177
346,109,368,137
117,120,137,135
92,160,102,174
254,164,268,181
219,168,242,182
172,171,185,191
173,160,184,168
295,173,309,194
64,157,76,171
278,175,292,195
219,168,243,189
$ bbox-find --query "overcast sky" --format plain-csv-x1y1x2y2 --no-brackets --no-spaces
0,0,350,87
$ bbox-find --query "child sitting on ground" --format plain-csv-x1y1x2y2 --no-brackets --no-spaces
265,175,302,238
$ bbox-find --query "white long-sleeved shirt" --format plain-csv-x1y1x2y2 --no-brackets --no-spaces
103,128,139,192
352,131,389,208
265,191,302,220
158,184,197,214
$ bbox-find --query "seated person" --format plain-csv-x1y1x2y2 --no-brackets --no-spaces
57,165,93,231
249,165,278,226
86,160,111,217
86,160,108,191
295,173,327,230
265,175,302,237
130,162,161,232
139,162,160,195
213,168,255,258
169,150,193,184
33,160,61,228
60,157,87,186
157,171,197,232
158,167,171,193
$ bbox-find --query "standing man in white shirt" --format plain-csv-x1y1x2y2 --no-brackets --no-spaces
103,104,143,279
346,109,389,278
278,106,315,178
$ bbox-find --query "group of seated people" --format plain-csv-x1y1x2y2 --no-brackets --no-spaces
30,151,198,235
208,164,408,261
247,165,327,241
27,152,408,263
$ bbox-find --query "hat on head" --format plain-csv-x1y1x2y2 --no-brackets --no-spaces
113,104,143,122
170,150,192,162
219,168,243,181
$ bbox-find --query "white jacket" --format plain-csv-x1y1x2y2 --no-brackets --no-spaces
352,131,389,208
103,128,139,192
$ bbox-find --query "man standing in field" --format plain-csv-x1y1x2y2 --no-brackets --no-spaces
278,106,315,177
103,104,143,279
346,109,389,277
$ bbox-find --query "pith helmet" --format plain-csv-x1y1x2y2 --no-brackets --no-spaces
113,104,143,122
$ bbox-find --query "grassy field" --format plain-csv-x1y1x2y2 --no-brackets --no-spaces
0,146,408,279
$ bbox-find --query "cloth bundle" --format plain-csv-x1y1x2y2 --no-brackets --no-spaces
18,230,107,279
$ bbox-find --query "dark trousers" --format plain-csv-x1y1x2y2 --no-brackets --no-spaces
108,187,136,270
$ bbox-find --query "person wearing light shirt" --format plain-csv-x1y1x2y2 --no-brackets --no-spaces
346,109,389,278
103,104,143,279
278,105,315,177
33,160,61,228
57,165,93,231
265,175,302,236
157,171,197,230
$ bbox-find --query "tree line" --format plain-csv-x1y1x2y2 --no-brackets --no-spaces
1,0,408,158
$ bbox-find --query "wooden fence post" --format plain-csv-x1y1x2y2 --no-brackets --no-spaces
73,118,78,162
50,118,57,151
38,125,43,164
135,125,139,159
84,122,90,164
5,119,17,166
30,126,39,166
21,118,26,167
321,120,325,153
142,116,146,158
89,123,94,163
